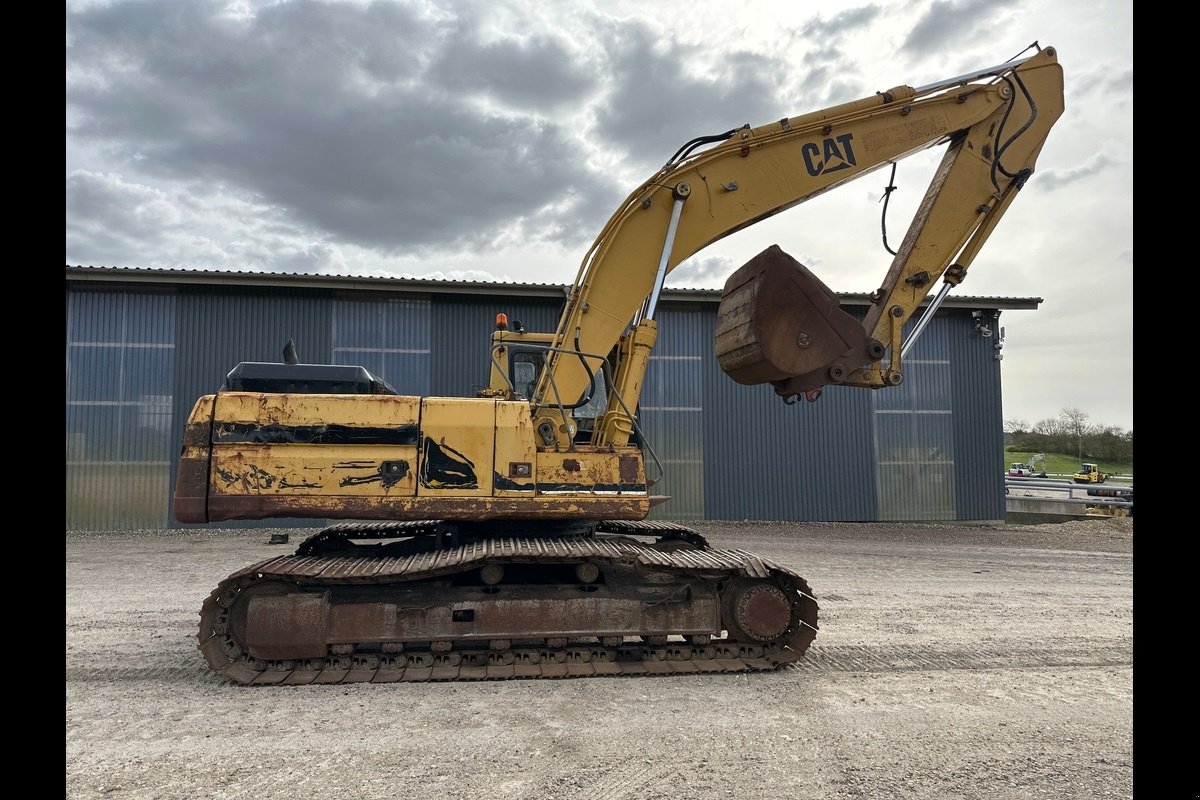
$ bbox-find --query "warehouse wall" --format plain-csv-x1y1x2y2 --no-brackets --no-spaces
66,287,178,529
65,280,1005,530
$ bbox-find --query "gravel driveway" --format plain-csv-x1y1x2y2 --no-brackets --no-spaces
66,517,1133,799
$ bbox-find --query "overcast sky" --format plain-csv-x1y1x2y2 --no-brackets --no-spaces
65,0,1133,432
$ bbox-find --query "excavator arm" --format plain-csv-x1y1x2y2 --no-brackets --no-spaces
532,45,1064,447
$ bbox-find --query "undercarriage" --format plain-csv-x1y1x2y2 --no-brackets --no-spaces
199,520,819,684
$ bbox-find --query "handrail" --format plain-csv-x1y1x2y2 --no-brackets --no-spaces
488,341,666,485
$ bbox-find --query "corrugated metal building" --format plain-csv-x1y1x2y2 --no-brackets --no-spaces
65,266,1036,530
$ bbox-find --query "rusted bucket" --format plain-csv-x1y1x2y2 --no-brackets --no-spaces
715,245,866,386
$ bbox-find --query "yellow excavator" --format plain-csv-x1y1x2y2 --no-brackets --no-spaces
175,45,1065,684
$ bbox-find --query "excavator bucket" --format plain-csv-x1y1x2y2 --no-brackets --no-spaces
715,245,867,386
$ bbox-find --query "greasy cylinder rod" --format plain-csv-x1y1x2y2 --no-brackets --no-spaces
913,53,1036,94
641,182,691,322
900,280,954,359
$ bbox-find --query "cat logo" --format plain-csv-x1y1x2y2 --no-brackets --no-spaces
802,133,857,177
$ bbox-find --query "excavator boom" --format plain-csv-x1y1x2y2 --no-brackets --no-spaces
536,46,1062,439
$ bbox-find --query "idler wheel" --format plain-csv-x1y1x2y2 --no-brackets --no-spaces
725,581,793,642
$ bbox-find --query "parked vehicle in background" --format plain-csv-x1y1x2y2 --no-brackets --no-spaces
1008,453,1048,478
1073,463,1109,484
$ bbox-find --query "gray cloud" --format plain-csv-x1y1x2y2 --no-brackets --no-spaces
66,171,182,265
901,0,1007,55
1033,152,1115,191
67,0,618,257
590,19,793,175
786,9,890,108
428,27,596,112
801,6,882,40
1070,67,1133,101
65,170,350,272
667,254,736,288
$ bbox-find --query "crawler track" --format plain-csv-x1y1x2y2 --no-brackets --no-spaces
198,521,819,684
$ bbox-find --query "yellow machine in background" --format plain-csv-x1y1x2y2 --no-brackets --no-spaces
1073,463,1109,484
176,46,1066,685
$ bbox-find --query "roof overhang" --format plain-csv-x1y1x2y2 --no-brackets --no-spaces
64,265,1043,311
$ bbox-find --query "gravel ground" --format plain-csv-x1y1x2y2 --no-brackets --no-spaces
66,516,1133,799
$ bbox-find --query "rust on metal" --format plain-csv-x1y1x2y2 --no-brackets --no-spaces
181,420,213,448
205,494,651,522
172,457,210,523
197,521,819,685
715,244,868,386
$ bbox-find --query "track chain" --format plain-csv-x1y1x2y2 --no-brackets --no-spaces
198,522,818,685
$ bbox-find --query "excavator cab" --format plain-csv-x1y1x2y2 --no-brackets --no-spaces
486,321,613,444
509,350,542,401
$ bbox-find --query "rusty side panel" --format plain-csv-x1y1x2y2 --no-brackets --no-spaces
206,493,649,522
203,392,426,520
245,584,720,660
243,592,331,660
209,443,420,498
174,458,211,523
214,392,422,428
536,450,646,493
494,401,538,496
196,391,649,522
619,455,642,485
173,395,217,524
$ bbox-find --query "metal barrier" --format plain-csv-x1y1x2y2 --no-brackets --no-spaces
1004,478,1133,513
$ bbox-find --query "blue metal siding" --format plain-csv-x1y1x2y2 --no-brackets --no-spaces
640,307,706,520
948,310,1007,522
332,296,431,395
66,289,176,529
699,302,878,522
872,315,956,521
704,379,879,520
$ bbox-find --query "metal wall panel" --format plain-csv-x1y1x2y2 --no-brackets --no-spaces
332,296,432,395
948,310,1007,522
66,288,176,529
640,306,706,520
699,304,879,521
872,315,956,521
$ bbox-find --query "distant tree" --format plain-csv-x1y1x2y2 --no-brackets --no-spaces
1091,425,1133,464
1003,418,1029,434
1032,417,1064,438
1059,407,1090,461
1002,410,1131,467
